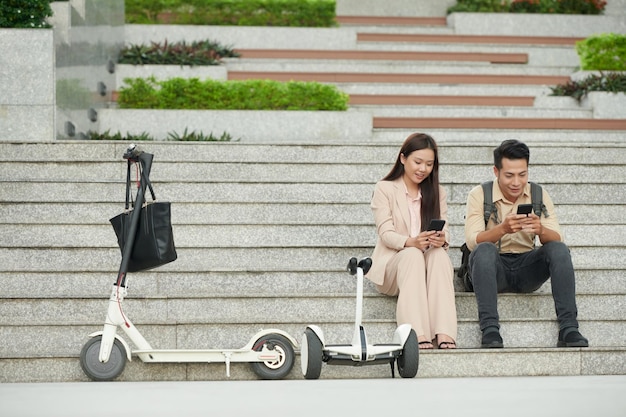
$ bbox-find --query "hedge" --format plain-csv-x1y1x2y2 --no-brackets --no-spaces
118,77,349,111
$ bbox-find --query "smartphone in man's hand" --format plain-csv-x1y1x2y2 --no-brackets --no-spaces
427,219,446,231
517,204,533,215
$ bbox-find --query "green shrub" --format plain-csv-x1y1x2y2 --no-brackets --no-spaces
118,77,349,111
550,72,626,101
448,0,606,14
448,0,509,13
555,0,606,14
0,0,52,28
509,0,559,13
576,33,626,71
167,128,236,141
125,0,336,27
86,130,153,141
118,40,240,66
117,77,161,109
87,128,236,141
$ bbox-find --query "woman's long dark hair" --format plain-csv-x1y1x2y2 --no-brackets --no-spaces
382,132,441,231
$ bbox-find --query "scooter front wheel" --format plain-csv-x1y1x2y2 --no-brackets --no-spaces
80,335,127,381
250,333,295,380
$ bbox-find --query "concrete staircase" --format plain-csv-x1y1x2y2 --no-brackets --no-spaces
1,11,625,382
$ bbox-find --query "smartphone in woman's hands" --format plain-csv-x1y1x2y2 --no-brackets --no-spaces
427,219,445,231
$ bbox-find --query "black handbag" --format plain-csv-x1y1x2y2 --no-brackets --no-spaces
110,160,177,272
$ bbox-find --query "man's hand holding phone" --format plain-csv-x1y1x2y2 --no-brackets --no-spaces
517,204,533,216
502,205,536,234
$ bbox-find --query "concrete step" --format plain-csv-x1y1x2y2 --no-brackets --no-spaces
2,269,624,299
225,63,575,77
233,48,529,64
1,246,623,273
356,32,584,46
350,95,536,106
232,43,579,68
3,142,624,165
0,202,624,227
357,106,592,118
2,317,624,360
351,44,578,68
4,157,625,183
226,69,571,84
340,83,552,94
1,290,624,325
371,129,626,143
373,117,626,130
3,347,624,382
2,223,624,250
2,180,624,205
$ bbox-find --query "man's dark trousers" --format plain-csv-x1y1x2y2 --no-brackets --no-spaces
468,241,580,332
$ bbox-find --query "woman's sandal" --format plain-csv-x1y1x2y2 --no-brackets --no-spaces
418,341,434,349
437,341,457,349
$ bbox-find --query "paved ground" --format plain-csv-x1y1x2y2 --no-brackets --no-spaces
1,375,625,417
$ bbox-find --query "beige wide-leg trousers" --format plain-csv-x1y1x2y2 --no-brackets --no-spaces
376,247,457,342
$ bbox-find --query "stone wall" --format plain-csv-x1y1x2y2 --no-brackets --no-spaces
0,30,55,141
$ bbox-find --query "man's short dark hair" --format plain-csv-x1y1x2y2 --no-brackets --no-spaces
494,139,530,169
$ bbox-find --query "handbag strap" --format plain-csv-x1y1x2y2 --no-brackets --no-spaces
125,159,157,210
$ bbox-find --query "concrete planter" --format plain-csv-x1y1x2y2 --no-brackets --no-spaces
571,71,626,82
534,90,626,119
584,92,626,119
448,13,626,37
0,29,55,141
116,64,228,85
518,68,626,117
124,24,357,50
98,109,373,142
336,0,456,17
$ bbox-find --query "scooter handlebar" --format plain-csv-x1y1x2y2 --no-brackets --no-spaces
358,258,372,275
347,257,358,275
346,257,372,276
123,144,144,160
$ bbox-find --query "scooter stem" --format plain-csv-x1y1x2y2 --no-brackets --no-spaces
351,267,364,346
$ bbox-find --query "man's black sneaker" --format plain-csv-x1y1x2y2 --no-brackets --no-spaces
557,328,589,347
481,329,504,348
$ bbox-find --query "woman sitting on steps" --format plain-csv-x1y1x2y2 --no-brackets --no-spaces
367,132,458,350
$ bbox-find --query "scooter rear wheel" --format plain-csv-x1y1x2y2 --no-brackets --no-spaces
301,328,323,380
397,329,419,378
250,333,295,380
80,335,127,381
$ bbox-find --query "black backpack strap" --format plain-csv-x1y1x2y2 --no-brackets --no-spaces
530,182,549,218
481,181,497,226
482,180,502,251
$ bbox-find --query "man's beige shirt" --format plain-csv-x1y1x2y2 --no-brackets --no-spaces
464,180,563,253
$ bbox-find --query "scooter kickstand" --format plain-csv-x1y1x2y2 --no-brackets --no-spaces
224,352,232,377
390,360,396,378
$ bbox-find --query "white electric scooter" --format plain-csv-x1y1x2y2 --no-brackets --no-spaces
301,257,419,379
79,145,297,381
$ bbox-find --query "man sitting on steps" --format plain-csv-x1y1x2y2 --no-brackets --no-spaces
463,139,589,349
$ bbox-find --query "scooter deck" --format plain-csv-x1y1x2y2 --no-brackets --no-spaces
133,348,280,363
